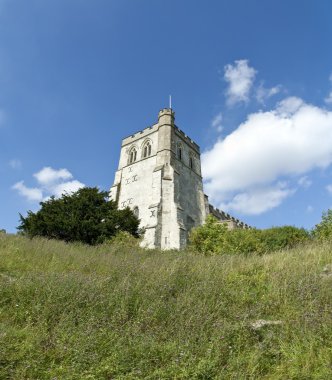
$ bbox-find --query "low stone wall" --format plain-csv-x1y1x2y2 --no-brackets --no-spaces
208,204,250,229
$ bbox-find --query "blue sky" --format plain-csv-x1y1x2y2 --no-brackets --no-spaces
1,0,332,232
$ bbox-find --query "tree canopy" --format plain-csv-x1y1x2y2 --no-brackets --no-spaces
18,187,140,245
189,215,309,255
313,209,332,241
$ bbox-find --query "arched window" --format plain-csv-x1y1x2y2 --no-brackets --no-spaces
142,141,152,158
189,156,193,169
177,143,182,161
133,206,139,218
129,147,137,164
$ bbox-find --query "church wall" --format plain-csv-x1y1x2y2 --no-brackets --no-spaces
110,128,162,248
118,124,159,170
170,132,206,245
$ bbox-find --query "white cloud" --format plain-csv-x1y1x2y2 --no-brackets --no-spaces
298,176,312,188
13,166,85,202
12,181,43,202
224,59,257,105
276,96,304,116
202,96,332,215
9,159,22,169
326,184,332,195
34,167,72,186
219,183,295,215
256,83,281,104
211,112,223,132
52,180,85,197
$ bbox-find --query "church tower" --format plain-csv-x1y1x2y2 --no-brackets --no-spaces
109,108,207,249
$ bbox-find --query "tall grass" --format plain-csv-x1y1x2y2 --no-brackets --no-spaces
1,234,332,379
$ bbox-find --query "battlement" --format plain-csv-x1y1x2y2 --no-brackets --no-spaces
208,204,250,229
174,125,200,152
121,108,200,152
122,123,159,146
158,108,175,118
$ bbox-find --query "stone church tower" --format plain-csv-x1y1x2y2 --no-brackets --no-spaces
110,108,207,249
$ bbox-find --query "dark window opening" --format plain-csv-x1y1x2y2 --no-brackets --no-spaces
177,146,182,161
130,148,137,163
143,142,152,158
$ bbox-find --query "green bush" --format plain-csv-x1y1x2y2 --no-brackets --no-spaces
260,225,310,251
189,215,263,255
106,231,142,248
189,214,229,255
189,215,309,255
223,228,266,255
313,209,332,241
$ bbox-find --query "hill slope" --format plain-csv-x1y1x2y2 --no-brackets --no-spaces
1,234,332,379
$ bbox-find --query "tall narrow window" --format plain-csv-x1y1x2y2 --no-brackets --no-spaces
177,144,182,161
143,141,152,158
129,147,137,164
189,156,193,169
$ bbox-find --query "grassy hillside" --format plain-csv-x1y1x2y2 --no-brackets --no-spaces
1,234,332,379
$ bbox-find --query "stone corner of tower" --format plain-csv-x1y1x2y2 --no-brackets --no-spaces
158,108,175,119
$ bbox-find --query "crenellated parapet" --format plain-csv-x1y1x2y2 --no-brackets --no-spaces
208,204,250,229
158,108,175,118
174,125,200,153
122,124,159,147
121,109,200,153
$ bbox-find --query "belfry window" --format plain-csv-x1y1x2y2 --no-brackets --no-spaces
143,141,152,158
177,144,182,161
189,156,193,169
129,147,137,164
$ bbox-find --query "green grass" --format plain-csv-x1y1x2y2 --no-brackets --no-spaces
1,234,332,379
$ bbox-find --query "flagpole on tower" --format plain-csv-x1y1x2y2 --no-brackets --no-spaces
169,95,172,109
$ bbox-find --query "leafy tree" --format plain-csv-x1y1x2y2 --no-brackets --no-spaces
313,209,332,241
189,215,309,255
18,187,140,245
189,216,265,255
260,226,310,251
189,215,231,255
